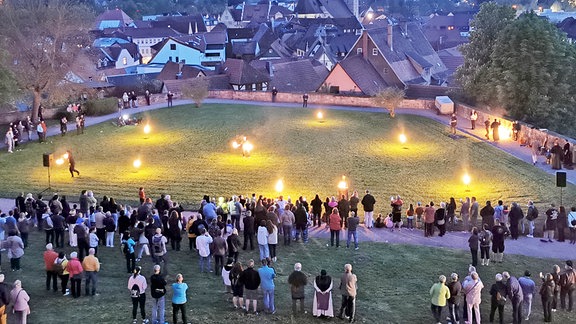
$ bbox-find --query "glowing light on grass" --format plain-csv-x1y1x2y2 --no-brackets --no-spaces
122,114,129,121
133,159,142,168
143,124,151,134
338,175,348,190
63,152,69,159
232,141,240,149
316,111,324,122
399,133,407,144
275,179,284,193
55,158,64,165
242,141,253,154
462,173,471,185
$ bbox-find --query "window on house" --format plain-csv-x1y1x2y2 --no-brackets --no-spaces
372,48,378,56
169,56,172,61
122,57,127,65
356,48,362,54
175,57,179,62
170,44,176,50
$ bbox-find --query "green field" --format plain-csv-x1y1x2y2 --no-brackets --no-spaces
6,230,573,323
0,103,573,212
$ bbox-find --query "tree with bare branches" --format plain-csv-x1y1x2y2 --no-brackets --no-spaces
180,77,210,108
0,0,94,121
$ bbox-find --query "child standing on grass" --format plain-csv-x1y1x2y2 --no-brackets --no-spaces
406,203,415,230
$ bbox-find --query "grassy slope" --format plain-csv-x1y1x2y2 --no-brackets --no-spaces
9,231,574,324
0,104,573,212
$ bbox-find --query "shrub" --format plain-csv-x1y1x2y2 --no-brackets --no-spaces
54,108,74,121
180,77,209,107
83,98,118,116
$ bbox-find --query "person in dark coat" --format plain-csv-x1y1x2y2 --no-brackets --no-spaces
434,203,447,237
557,206,567,242
492,223,506,263
480,201,495,230
310,195,323,227
338,195,350,228
550,140,563,170
508,202,524,240
294,203,308,243
491,119,500,141
242,210,255,250
226,228,241,263
503,271,523,324
361,190,376,228
489,273,507,324
66,150,80,178
540,272,555,322
447,273,462,324
468,227,479,267
287,262,308,314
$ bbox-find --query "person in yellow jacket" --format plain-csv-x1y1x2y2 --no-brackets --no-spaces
186,216,196,251
430,275,451,324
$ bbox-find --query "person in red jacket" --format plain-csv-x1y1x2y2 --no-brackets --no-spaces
66,252,84,298
43,243,58,292
329,208,342,248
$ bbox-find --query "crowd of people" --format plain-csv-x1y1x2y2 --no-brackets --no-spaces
0,186,574,323
430,261,575,324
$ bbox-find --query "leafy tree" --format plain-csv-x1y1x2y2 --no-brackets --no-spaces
180,77,210,107
489,12,576,134
0,0,94,122
455,2,515,105
372,87,405,118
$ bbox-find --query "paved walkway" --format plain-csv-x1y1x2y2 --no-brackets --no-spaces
1,98,575,260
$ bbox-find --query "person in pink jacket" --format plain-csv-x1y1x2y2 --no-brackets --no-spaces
463,271,484,324
10,280,30,324
66,252,84,298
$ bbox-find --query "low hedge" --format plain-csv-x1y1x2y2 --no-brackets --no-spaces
83,98,118,116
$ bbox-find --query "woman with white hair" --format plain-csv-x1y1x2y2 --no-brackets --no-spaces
463,271,484,324
10,279,30,324
430,275,450,324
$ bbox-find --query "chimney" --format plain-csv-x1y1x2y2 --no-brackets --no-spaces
387,24,393,51
362,30,368,59
402,21,408,37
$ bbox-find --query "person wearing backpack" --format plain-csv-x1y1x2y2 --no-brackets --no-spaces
150,264,167,324
41,213,54,245
151,228,168,266
525,201,538,238
127,266,148,324
479,224,493,266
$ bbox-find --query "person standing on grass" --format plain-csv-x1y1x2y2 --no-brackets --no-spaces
167,91,173,107
311,194,323,227
6,230,24,271
559,260,576,312
489,273,507,324
430,275,450,324
242,210,256,250
82,248,100,296
122,232,137,274
230,261,244,309
503,271,523,324
468,227,479,267
104,212,116,247
406,203,415,230
463,271,483,324
542,204,558,243
10,280,29,324
569,207,576,244
470,110,478,129
150,265,167,324
55,252,69,296
519,271,535,321
492,222,506,263
212,229,227,275
172,273,188,324
415,202,425,229
151,228,168,267
361,190,376,229
288,262,307,315
460,197,471,232
480,201,495,230
240,259,261,315
196,228,213,273
43,243,58,292
280,206,294,246
266,220,278,262
509,202,524,240
557,206,567,242
294,202,309,243
338,195,350,228
447,273,461,324
338,263,357,323
227,228,241,263
128,266,148,324
346,212,360,250
257,220,270,260
313,269,334,317
259,258,276,314
391,195,403,231
450,113,457,135
479,224,493,266
67,252,83,298
540,272,555,322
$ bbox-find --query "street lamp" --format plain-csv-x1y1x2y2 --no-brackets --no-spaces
399,133,407,144
317,111,324,123
337,175,349,199
133,159,142,168
275,179,284,193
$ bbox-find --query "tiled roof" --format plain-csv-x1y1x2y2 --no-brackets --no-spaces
318,0,354,18
223,59,270,85
94,9,134,30
157,61,206,81
106,27,181,39
295,0,324,15
150,15,207,34
338,54,389,95
269,59,328,92
242,4,269,23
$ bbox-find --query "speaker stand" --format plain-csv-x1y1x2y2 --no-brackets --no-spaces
39,166,52,195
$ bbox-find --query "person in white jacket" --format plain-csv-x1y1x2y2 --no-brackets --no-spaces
257,220,269,261
196,228,213,273
267,220,278,262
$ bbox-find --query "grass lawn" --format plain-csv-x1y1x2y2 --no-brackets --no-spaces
6,229,574,324
0,103,573,213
